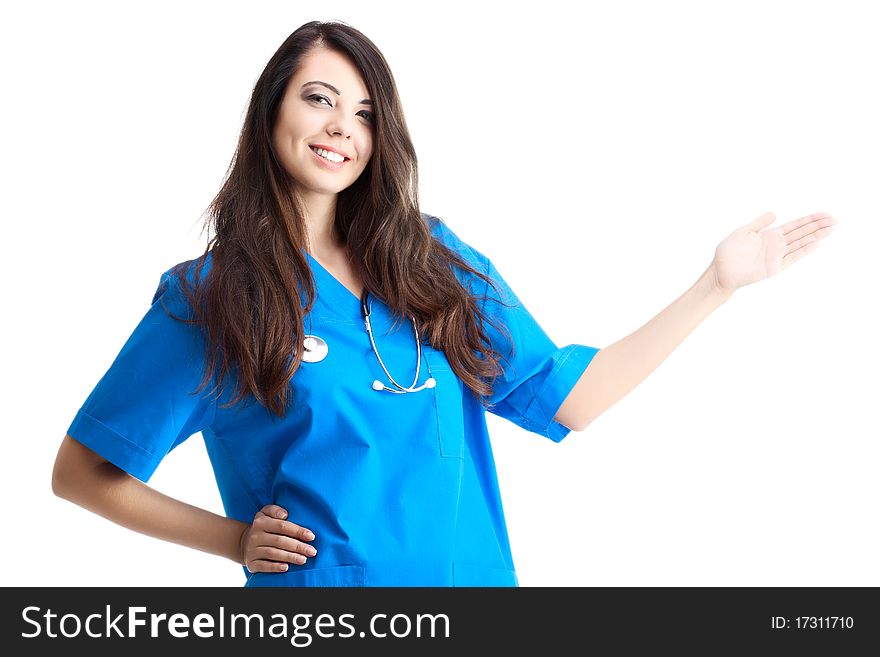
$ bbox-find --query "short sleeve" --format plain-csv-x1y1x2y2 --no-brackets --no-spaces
424,212,600,442
479,256,600,441
65,267,217,482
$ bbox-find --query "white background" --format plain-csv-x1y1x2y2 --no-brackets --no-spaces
3,0,877,587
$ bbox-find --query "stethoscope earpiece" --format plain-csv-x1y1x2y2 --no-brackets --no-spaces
371,377,436,394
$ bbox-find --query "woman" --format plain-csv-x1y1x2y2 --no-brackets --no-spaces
52,20,837,587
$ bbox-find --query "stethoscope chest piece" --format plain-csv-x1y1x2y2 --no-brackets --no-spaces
300,334,328,363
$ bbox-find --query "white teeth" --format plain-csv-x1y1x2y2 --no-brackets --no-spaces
311,146,345,163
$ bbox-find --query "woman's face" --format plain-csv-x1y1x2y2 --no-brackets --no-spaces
273,46,375,202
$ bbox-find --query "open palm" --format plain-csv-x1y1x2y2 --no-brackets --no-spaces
711,211,837,294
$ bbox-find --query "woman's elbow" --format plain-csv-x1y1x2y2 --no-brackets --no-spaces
51,442,76,499
52,434,110,500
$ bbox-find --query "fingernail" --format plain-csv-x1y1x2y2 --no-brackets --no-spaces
280,564,288,571
296,555,306,564
278,511,287,519
305,531,315,540
306,547,317,556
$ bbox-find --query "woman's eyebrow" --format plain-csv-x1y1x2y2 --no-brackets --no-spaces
300,80,373,106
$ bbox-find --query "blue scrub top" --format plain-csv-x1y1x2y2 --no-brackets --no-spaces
66,213,600,587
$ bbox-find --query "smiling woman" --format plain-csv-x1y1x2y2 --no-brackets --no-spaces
54,19,604,588
272,50,374,198
52,17,837,590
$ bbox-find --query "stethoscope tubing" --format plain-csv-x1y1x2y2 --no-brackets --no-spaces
361,289,436,394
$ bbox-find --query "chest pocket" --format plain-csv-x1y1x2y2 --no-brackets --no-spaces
423,348,468,460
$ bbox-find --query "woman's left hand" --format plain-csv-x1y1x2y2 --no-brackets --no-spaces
710,211,838,296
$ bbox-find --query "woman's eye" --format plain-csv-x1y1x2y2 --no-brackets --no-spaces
308,94,373,123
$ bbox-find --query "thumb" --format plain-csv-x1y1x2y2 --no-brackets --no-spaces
260,504,288,520
747,211,776,232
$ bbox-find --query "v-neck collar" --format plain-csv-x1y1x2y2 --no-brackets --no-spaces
305,250,363,320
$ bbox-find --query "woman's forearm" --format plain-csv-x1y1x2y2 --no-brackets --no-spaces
556,263,732,431
53,437,249,565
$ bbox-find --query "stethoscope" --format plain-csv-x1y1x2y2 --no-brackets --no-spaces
361,289,436,394
297,290,436,394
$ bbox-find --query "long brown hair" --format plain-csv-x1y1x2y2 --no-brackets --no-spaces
169,20,513,418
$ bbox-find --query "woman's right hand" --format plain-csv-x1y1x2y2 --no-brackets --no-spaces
239,504,317,573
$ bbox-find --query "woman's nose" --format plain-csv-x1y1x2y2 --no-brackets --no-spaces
325,112,354,139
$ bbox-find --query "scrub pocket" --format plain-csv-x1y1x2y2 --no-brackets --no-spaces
422,349,467,460
245,564,366,587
